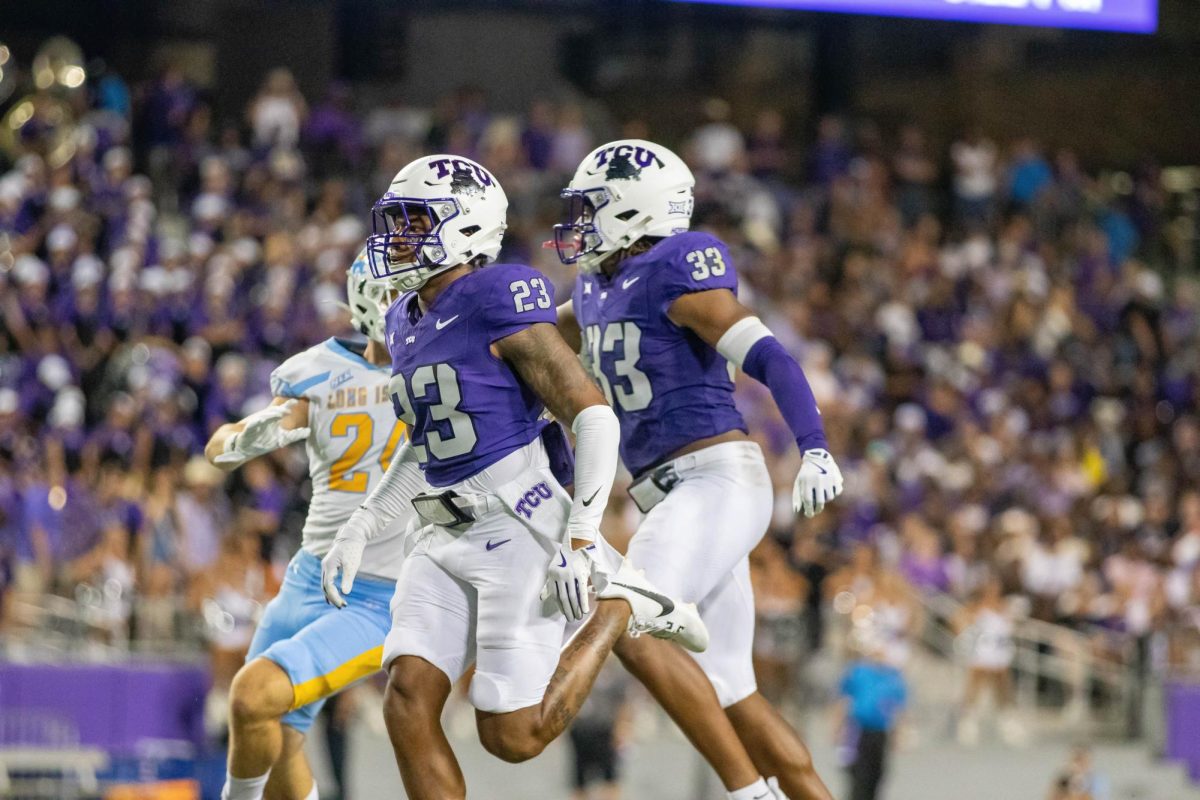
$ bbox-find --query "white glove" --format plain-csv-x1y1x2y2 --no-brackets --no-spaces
214,400,310,465
543,544,593,621
792,448,844,519
321,506,381,608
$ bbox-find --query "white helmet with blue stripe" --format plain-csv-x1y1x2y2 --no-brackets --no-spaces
346,247,395,343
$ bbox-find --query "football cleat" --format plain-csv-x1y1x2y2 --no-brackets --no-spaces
595,558,709,653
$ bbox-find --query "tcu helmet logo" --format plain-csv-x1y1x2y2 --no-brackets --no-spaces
514,481,554,519
592,144,664,180
427,158,495,192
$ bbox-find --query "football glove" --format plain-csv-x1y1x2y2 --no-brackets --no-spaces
321,506,382,608
214,400,310,465
792,448,844,519
543,543,594,622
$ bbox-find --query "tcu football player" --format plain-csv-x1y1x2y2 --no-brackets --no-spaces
554,139,842,800
320,154,707,800
205,251,423,800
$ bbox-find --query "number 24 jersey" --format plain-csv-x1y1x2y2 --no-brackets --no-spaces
270,338,409,577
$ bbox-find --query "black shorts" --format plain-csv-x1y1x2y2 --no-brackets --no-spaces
569,724,619,789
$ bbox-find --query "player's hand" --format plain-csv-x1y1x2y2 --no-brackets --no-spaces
543,543,593,621
215,400,310,464
792,448,844,518
322,507,379,607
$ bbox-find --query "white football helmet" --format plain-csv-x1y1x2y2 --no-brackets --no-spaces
345,246,396,343
554,139,695,273
367,154,508,291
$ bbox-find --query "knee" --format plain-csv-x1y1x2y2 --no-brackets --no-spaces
382,670,438,733
230,659,293,724
478,724,547,764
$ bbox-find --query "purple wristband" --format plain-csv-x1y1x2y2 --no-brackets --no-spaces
742,336,828,453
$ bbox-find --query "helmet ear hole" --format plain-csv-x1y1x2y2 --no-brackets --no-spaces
460,225,481,237
614,209,638,221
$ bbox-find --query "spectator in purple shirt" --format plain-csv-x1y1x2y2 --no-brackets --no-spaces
899,515,950,594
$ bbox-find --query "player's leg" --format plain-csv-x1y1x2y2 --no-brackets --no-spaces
227,659,297,798
624,444,832,799
224,554,327,800
726,693,832,800
380,550,476,800
252,568,394,800
710,563,832,800
262,727,313,800
471,522,632,762
612,634,760,791
475,598,634,762
384,655,463,799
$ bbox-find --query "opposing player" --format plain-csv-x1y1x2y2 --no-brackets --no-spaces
553,140,844,800
204,252,423,800
319,154,708,800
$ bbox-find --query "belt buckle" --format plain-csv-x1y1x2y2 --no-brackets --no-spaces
651,463,681,493
628,463,681,514
412,490,476,528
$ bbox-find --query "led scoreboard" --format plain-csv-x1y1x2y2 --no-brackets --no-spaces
669,0,1158,33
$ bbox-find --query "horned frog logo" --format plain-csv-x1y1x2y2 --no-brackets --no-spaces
450,166,484,197
605,152,642,182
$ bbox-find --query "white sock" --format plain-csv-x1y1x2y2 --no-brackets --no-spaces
728,777,774,800
303,781,319,800
768,776,788,799
222,771,270,800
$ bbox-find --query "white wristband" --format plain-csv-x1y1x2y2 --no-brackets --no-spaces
715,316,772,369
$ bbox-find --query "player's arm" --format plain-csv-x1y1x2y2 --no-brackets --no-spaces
322,439,423,608
556,299,583,353
204,396,311,471
495,321,619,621
667,288,843,518
494,322,619,549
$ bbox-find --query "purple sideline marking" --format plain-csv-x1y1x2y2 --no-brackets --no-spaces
1165,681,1200,781
668,0,1158,34
0,663,209,754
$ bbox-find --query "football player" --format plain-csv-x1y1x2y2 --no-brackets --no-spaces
204,251,424,800
320,154,707,800
553,139,843,800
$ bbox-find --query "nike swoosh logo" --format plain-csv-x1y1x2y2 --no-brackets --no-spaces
753,794,770,799
581,487,602,507
485,539,511,551
814,464,828,475
435,315,460,330
609,581,675,617
558,553,567,568
621,276,640,289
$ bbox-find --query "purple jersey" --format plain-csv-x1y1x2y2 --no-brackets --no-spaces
572,231,747,477
385,263,556,487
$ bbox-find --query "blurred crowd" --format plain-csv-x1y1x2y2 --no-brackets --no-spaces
2,58,1200,724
